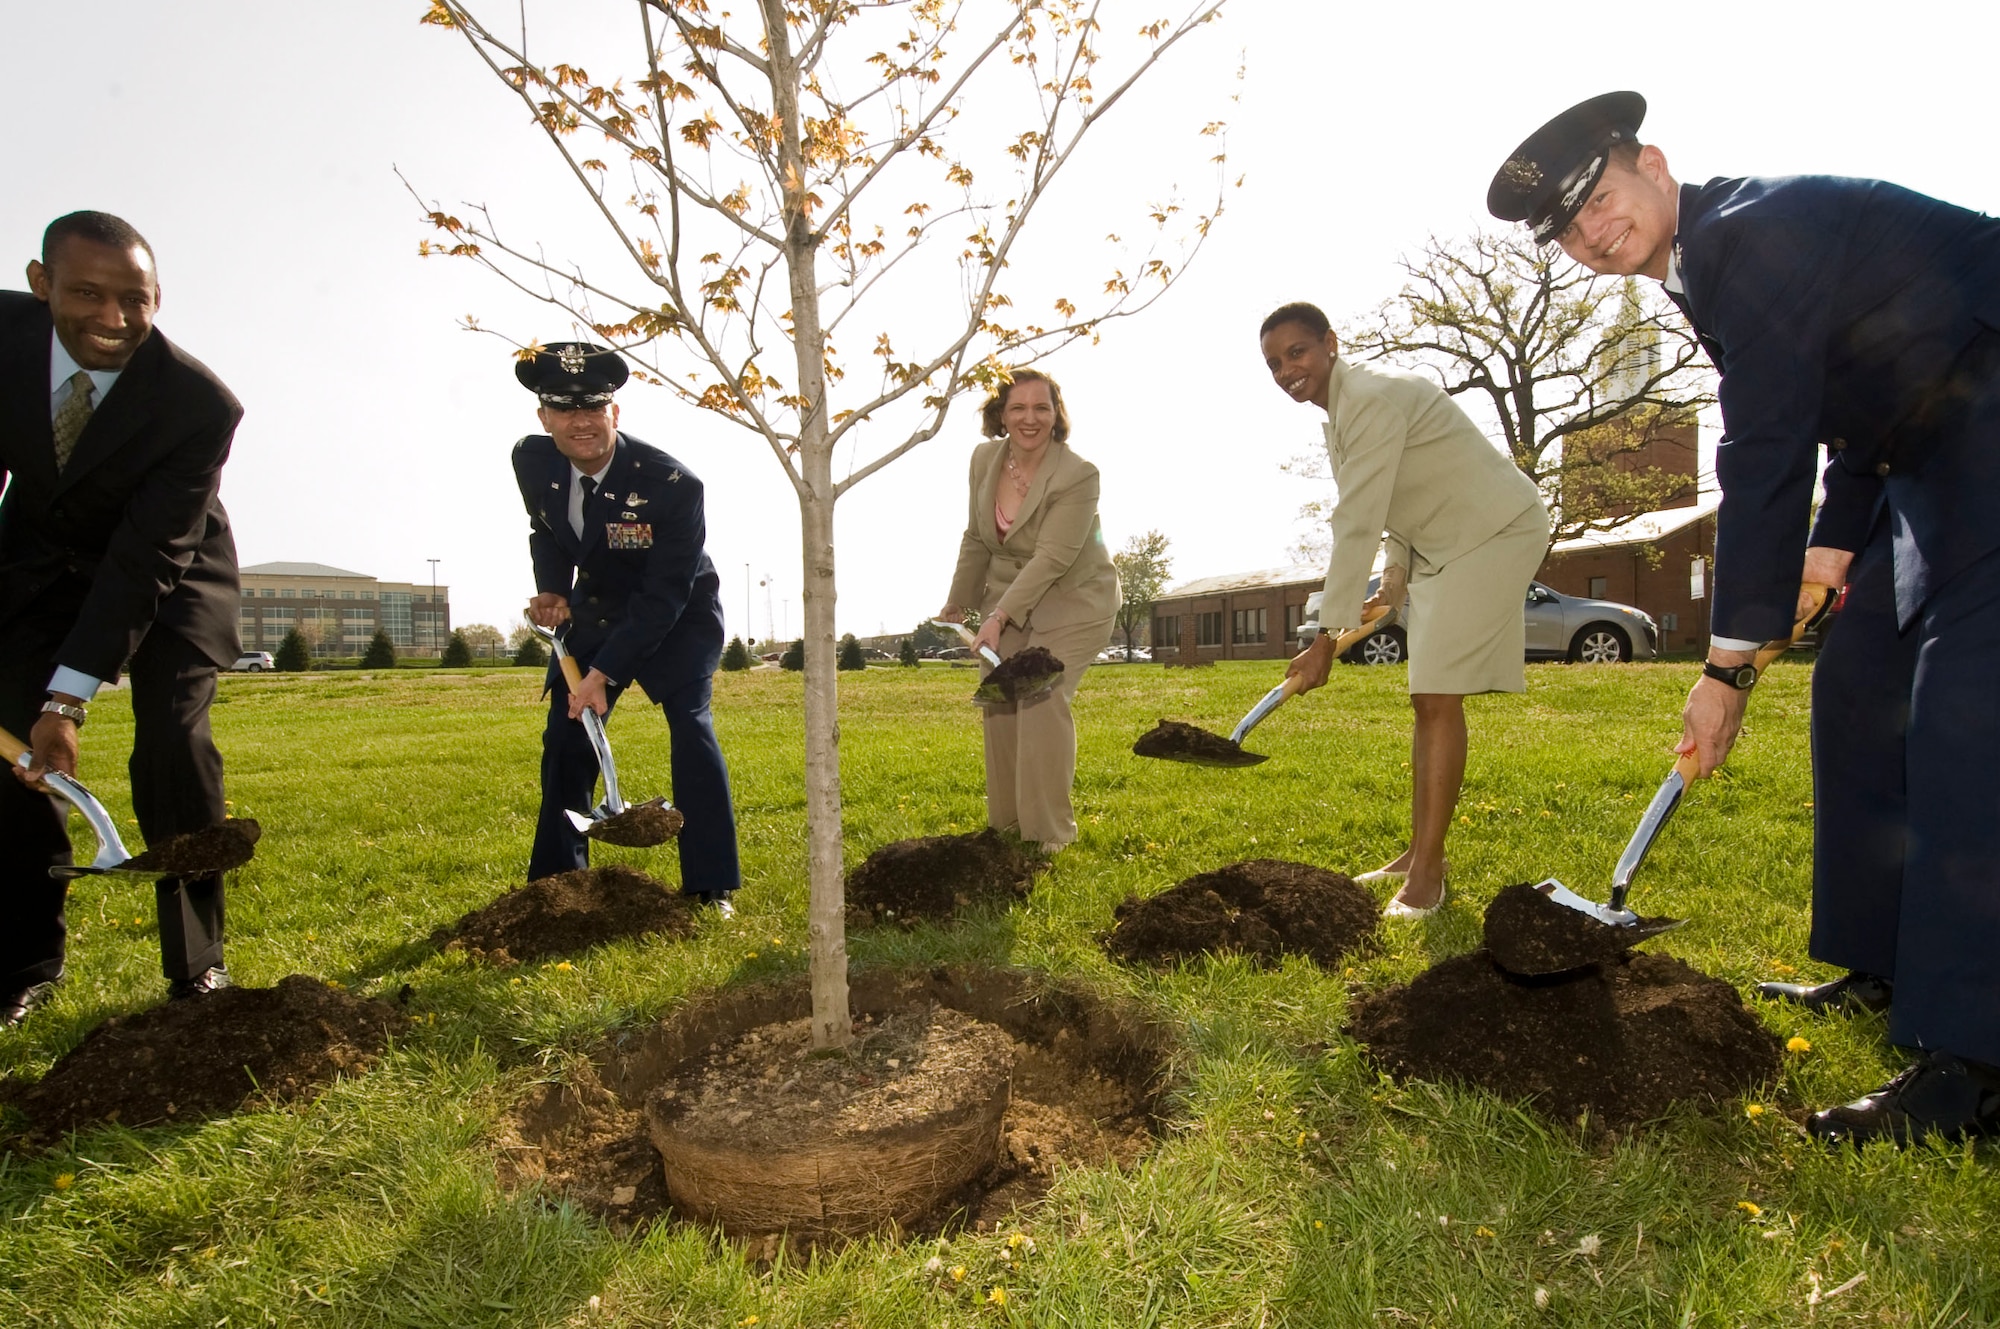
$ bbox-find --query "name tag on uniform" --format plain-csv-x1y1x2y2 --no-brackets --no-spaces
606,521,654,550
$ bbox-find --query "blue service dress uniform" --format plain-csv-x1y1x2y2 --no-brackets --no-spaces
1671,173,2000,1065
512,431,739,895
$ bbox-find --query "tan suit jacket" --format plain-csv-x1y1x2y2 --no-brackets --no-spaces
948,438,1120,632
1320,357,1546,630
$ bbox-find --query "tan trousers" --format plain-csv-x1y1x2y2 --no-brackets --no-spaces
980,615,1112,846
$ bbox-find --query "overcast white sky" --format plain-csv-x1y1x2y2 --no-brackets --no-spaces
7,1,1998,644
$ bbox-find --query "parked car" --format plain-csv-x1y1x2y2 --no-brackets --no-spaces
1298,577,1658,664
1096,646,1151,663
231,651,275,672
934,645,975,660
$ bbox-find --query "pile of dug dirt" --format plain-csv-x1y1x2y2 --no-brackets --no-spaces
1131,720,1258,765
846,829,1040,927
122,818,262,876
11,975,404,1137
1348,943,1780,1128
583,798,684,848
973,646,1064,704
436,865,697,964
1106,859,1378,968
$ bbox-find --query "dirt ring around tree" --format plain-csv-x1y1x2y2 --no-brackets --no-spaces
1105,859,1379,969
492,965,1175,1244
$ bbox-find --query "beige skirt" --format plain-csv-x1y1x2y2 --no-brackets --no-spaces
1405,501,1550,696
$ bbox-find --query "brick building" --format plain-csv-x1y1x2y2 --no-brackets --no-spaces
238,561,453,658
1533,498,1717,654
1148,565,1323,663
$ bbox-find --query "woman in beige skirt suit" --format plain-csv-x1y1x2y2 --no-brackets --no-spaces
940,370,1120,849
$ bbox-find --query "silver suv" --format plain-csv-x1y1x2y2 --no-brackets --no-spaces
231,651,275,672
1299,578,1658,664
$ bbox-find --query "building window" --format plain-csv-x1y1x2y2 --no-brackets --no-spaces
261,588,275,598
282,589,295,598
1154,615,1179,648
1196,612,1223,646
341,590,355,600
361,591,376,600
1232,607,1266,644
1284,603,1304,636
1587,576,1608,599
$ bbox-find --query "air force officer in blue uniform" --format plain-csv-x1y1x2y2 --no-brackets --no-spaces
1490,93,2000,1145
512,343,740,904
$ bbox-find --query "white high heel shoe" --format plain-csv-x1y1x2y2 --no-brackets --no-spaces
1382,883,1446,920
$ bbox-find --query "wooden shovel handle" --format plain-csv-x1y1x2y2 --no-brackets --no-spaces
1327,603,1393,656
0,724,27,767
558,653,586,693
1681,582,1838,784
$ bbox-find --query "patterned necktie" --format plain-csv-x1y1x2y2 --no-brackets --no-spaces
52,370,95,470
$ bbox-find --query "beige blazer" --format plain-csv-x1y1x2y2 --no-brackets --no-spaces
947,438,1120,632
1319,357,1547,630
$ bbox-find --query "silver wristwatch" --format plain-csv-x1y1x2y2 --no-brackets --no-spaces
40,699,88,728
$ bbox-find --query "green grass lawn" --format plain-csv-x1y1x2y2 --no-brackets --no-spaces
2,658,1994,1327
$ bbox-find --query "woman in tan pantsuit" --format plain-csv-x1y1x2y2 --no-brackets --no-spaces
940,370,1120,849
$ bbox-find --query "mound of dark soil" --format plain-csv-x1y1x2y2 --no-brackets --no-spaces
12,975,404,1137
1483,881,1680,975
436,865,696,964
493,965,1167,1242
1348,949,1780,1128
121,818,262,876
584,798,684,848
1131,720,1259,765
846,829,1039,927
974,646,1064,704
1106,859,1378,968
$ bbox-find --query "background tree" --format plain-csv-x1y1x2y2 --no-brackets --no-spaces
458,622,506,658
421,0,1236,1050
907,619,953,657
1284,229,1715,556
780,639,805,672
274,629,312,673
1111,529,1172,659
513,634,550,667
896,636,919,667
721,635,753,670
361,631,399,669
837,633,866,671
441,630,475,667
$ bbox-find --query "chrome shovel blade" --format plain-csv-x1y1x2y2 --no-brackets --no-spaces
41,769,143,879
1228,682,1292,746
1533,877,1643,928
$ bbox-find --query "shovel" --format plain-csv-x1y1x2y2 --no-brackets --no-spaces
929,620,1063,706
2,725,259,881
1134,604,1392,768
525,618,683,847
1517,581,1841,965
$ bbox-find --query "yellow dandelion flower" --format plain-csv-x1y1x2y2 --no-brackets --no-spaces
987,1287,1007,1306
950,1265,967,1282
1006,1232,1026,1249
1786,1036,1812,1053
1737,1201,1762,1217
1771,961,1797,975
739,1318,759,1327
1744,1103,1766,1118
53,1173,74,1190
553,961,573,972
1296,1131,1307,1147
746,952,758,959
1459,815,1471,825
1476,1225,1495,1238
509,977,523,986
1313,1220,1324,1229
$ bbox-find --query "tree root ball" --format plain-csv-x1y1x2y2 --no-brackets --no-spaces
1482,881,1678,975
490,966,1172,1242
845,829,1041,927
120,818,262,876
7,975,404,1139
434,865,697,964
973,646,1064,704
1106,859,1378,968
584,798,684,847
1348,949,1780,1128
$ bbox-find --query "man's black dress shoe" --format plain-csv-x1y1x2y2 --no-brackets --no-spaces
1808,1055,2000,1147
1755,970,1893,1015
168,964,232,1001
2,981,59,1028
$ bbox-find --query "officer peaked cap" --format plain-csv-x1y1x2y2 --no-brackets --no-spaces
516,341,629,408
1487,91,1647,245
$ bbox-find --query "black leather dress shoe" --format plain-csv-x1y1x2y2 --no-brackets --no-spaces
1808,1055,2000,1147
1755,970,1893,1015
168,964,233,1001
2,981,59,1028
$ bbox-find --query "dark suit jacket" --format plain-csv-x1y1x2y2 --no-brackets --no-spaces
512,431,725,694
1673,175,2000,638
0,291,243,678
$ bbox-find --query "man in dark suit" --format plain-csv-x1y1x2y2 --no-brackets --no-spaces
2,211,243,1025
511,343,740,906
1489,93,2000,1144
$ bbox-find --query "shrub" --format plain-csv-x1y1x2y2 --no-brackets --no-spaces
440,630,474,668
273,630,312,672
898,637,919,666
513,636,549,667
360,632,397,669
721,636,753,671
780,638,805,671
837,633,865,671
